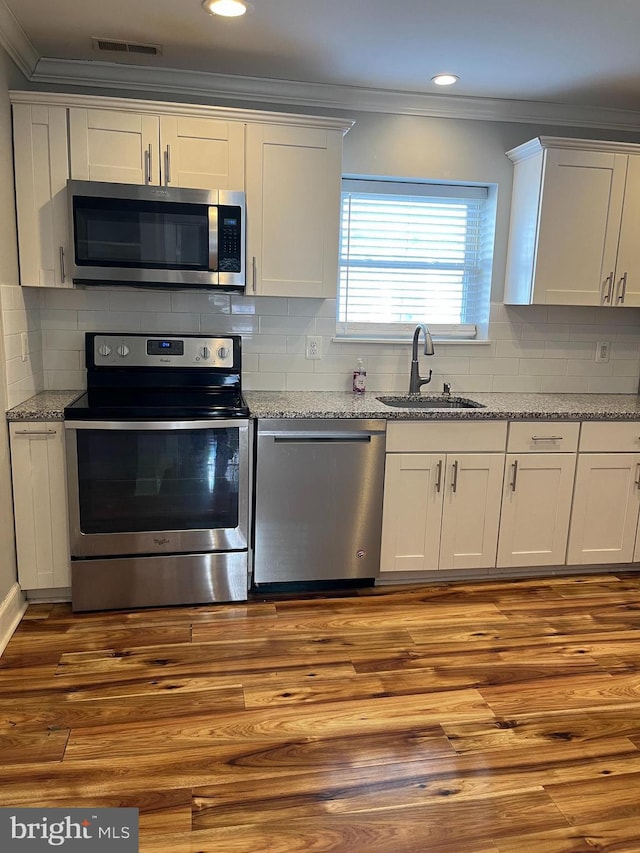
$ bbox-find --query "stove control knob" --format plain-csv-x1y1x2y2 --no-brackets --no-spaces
199,346,211,360
217,346,230,360
97,344,112,357
116,344,130,358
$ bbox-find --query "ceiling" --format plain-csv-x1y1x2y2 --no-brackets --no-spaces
3,0,640,128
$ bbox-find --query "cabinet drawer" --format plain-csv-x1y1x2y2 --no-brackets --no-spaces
507,421,579,453
579,421,640,452
386,420,507,453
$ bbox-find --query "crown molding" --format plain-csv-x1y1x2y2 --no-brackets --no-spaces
0,0,38,78
9,89,354,131
0,37,635,131
29,57,640,131
507,135,640,163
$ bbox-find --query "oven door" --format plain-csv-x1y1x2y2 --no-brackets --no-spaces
65,419,249,558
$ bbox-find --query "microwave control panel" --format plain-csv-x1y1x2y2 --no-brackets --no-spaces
217,206,242,273
91,334,236,368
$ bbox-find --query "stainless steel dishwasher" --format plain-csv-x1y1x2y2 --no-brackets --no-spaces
253,419,387,586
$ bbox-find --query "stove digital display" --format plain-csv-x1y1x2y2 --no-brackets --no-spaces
147,339,184,356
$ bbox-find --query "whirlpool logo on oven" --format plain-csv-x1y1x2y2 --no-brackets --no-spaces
0,808,139,851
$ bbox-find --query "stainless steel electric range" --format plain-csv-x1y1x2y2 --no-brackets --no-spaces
64,332,250,612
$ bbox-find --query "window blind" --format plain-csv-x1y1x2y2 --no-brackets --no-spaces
337,179,490,341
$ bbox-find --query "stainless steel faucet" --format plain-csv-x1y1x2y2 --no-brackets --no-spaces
408,324,435,394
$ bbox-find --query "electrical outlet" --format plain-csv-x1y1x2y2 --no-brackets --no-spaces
595,340,610,363
305,335,322,360
20,332,29,363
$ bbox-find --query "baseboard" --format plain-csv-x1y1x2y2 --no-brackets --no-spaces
0,582,27,658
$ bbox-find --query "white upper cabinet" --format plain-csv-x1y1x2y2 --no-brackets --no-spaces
245,122,345,298
12,103,71,288
504,137,640,307
69,108,245,189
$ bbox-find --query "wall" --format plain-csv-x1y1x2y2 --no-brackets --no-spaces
29,107,640,396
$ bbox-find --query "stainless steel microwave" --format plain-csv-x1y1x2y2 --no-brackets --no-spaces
67,180,245,290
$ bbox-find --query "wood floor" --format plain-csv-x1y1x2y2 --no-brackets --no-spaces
3,574,640,851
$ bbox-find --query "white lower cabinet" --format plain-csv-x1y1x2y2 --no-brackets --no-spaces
497,453,577,567
380,422,507,573
9,422,70,590
497,422,579,568
567,452,640,565
566,422,640,566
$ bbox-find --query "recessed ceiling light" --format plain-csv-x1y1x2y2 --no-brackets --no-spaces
202,0,247,17
432,74,459,86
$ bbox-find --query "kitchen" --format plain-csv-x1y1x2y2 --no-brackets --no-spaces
3,1,640,849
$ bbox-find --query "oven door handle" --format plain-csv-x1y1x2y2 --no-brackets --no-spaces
64,419,247,431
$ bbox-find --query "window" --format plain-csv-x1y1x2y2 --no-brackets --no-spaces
337,178,494,341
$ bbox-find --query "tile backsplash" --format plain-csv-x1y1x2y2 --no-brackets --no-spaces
3,284,640,404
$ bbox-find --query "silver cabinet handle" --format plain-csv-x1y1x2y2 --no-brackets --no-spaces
252,255,257,293
13,428,56,437
635,463,640,490
59,246,66,283
616,272,628,304
531,435,563,442
165,145,171,185
451,460,459,493
145,143,152,184
510,459,519,491
435,459,443,493
602,272,614,304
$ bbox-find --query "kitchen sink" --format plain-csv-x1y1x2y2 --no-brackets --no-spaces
377,395,485,409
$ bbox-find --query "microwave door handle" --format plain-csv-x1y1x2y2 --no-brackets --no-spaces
208,206,219,273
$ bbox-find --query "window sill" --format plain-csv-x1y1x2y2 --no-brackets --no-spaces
332,337,492,346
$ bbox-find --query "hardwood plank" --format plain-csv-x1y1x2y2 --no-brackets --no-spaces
0,686,245,730
63,689,494,760
140,791,567,853
443,711,640,754
0,727,69,763
546,772,640,824
495,817,640,852
480,672,640,716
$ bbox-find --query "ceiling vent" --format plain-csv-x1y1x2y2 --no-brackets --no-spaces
92,38,162,57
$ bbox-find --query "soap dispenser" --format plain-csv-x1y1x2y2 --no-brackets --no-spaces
352,358,367,394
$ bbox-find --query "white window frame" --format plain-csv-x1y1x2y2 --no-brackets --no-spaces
336,177,496,343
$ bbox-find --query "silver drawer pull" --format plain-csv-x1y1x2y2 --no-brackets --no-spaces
531,435,563,442
13,428,56,436
451,459,459,493
510,459,518,492
435,459,443,493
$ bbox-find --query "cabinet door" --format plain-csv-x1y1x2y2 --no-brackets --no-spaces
533,148,626,306
380,453,444,572
245,123,342,297
497,453,576,568
69,108,159,184
567,453,640,565
12,104,71,288
613,154,640,307
10,423,70,589
159,116,244,189
439,454,504,571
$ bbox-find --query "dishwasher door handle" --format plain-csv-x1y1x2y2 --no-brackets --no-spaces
271,433,373,443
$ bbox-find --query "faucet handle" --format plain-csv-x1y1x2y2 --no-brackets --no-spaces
443,382,451,396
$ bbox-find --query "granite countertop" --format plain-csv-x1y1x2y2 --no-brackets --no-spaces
6,389,640,421
245,390,640,421
6,391,83,421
